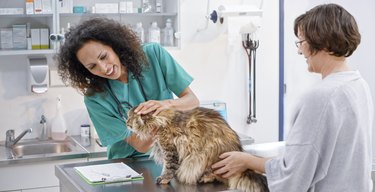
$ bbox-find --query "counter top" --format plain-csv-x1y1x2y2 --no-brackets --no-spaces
0,136,107,166
55,157,230,192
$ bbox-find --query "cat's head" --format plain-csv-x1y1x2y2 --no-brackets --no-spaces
126,106,173,139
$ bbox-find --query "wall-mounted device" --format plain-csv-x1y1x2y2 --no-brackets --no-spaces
212,4,263,24
28,56,49,94
198,0,263,32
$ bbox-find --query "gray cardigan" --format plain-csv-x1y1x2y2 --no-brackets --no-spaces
266,71,374,192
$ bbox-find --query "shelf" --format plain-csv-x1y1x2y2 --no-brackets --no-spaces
0,49,55,56
0,14,53,18
59,12,177,17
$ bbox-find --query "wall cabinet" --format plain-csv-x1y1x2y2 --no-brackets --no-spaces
0,0,180,57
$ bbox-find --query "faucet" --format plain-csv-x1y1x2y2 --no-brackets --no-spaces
5,128,32,148
39,115,49,141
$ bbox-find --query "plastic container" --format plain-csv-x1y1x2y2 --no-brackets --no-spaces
134,22,145,44
142,0,154,13
148,21,160,43
80,124,90,137
155,0,163,13
163,19,174,46
51,96,67,141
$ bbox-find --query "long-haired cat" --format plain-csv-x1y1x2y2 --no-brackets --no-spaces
126,107,269,192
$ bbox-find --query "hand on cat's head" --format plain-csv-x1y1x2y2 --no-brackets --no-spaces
127,106,172,137
133,100,172,116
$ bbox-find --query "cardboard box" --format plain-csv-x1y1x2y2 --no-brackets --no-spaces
42,0,52,14
34,0,42,14
0,28,13,49
26,0,34,15
119,2,127,13
58,0,73,13
12,25,27,49
40,28,49,49
0,8,24,15
31,28,40,49
95,3,119,13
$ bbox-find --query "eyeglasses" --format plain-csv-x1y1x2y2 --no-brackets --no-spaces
295,40,306,48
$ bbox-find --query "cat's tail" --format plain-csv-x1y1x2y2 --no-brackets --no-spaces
228,170,269,192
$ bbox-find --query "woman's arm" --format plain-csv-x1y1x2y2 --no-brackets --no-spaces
135,87,199,115
125,133,154,153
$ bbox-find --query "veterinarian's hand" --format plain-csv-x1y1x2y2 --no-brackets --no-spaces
135,100,172,115
212,151,253,178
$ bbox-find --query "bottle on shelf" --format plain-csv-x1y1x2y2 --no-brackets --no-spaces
163,19,174,46
51,96,67,141
155,0,163,13
148,21,160,43
142,0,154,13
134,22,145,44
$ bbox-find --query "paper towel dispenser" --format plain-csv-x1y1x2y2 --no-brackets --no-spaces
28,57,49,94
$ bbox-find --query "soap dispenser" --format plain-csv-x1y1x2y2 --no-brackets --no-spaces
51,96,67,141
28,57,49,94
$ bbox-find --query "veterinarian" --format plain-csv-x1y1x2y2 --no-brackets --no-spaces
57,18,199,159
212,3,373,191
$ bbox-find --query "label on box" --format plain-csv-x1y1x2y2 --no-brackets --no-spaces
12,25,27,49
42,0,53,14
95,3,119,13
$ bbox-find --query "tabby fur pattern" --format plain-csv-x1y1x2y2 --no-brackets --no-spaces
126,107,269,192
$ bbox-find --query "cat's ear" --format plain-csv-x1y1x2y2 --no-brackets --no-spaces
141,113,154,122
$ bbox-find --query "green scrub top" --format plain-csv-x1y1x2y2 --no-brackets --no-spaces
84,43,193,159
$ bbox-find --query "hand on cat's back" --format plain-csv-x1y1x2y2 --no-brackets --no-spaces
212,152,252,179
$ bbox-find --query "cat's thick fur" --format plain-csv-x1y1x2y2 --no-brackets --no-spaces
126,107,269,192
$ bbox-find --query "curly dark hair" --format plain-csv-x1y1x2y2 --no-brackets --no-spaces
294,3,361,57
57,17,148,96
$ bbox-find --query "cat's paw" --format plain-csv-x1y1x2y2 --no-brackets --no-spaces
198,174,216,183
156,176,172,185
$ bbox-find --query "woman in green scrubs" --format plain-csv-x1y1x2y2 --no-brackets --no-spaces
57,18,199,159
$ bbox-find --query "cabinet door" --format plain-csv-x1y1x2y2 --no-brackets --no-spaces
0,158,85,191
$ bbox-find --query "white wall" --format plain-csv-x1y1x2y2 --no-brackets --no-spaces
171,0,279,143
284,0,375,159
0,0,280,144
0,55,89,140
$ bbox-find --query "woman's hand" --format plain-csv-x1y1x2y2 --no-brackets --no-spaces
212,151,253,178
212,151,267,178
134,87,199,116
134,100,172,115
